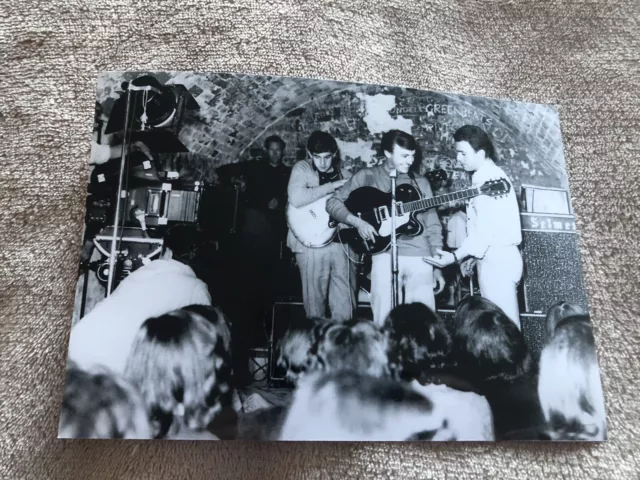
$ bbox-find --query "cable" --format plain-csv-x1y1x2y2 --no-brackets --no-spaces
337,227,364,265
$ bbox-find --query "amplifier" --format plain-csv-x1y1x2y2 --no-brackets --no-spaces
128,183,202,227
520,184,572,215
521,213,589,315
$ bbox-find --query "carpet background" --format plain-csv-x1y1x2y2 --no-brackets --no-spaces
1,1,638,478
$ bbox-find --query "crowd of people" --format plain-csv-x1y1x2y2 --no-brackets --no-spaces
60,259,605,441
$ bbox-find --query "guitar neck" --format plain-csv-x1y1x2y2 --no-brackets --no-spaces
403,187,481,213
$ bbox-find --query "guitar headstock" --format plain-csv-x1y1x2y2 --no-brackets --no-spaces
480,178,511,198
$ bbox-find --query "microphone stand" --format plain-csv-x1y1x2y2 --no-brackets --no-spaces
389,168,399,309
106,82,160,296
106,87,133,297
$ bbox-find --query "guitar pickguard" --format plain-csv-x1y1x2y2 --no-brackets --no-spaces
376,209,412,236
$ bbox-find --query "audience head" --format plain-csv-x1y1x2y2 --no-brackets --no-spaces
384,302,453,381
544,300,587,342
453,295,531,384
278,316,328,383
308,319,390,378
59,361,152,439
124,305,231,438
538,302,606,440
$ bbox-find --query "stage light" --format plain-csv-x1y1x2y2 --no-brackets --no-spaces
104,74,199,153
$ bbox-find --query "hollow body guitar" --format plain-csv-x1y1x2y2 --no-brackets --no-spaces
336,178,511,255
286,195,337,247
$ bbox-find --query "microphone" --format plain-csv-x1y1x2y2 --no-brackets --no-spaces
389,168,397,178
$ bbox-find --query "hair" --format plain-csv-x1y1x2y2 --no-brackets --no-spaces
453,295,531,384
453,125,496,161
123,306,232,438
384,302,453,381
538,302,606,440
181,304,232,355
307,320,390,379
381,129,418,154
277,316,328,384
58,362,152,439
264,135,286,150
278,317,390,383
544,301,586,342
453,296,546,440
307,131,338,155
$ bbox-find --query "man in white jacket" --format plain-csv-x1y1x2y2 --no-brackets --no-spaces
423,125,523,328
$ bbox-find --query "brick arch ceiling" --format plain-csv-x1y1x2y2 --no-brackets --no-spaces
97,72,358,163
166,73,368,165
97,72,564,184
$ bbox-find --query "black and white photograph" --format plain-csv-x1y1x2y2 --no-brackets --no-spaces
59,71,606,442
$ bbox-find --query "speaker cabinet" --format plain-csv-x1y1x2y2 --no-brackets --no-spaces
521,213,589,314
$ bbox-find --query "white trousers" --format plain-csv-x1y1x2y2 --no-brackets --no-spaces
295,242,357,321
477,245,523,329
370,252,435,326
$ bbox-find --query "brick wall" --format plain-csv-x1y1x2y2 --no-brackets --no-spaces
96,72,567,197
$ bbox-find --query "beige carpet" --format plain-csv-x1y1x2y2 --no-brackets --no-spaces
1,1,639,478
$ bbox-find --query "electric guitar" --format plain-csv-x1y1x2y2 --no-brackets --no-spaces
286,194,337,247
285,169,449,248
336,178,511,255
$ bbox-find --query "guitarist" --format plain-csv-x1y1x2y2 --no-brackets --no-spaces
423,125,523,329
287,131,355,321
326,130,445,325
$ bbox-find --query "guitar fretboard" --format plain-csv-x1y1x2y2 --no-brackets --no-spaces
401,187,481,214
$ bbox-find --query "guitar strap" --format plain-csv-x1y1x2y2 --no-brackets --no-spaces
408,171,424,197
316,165,343,186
